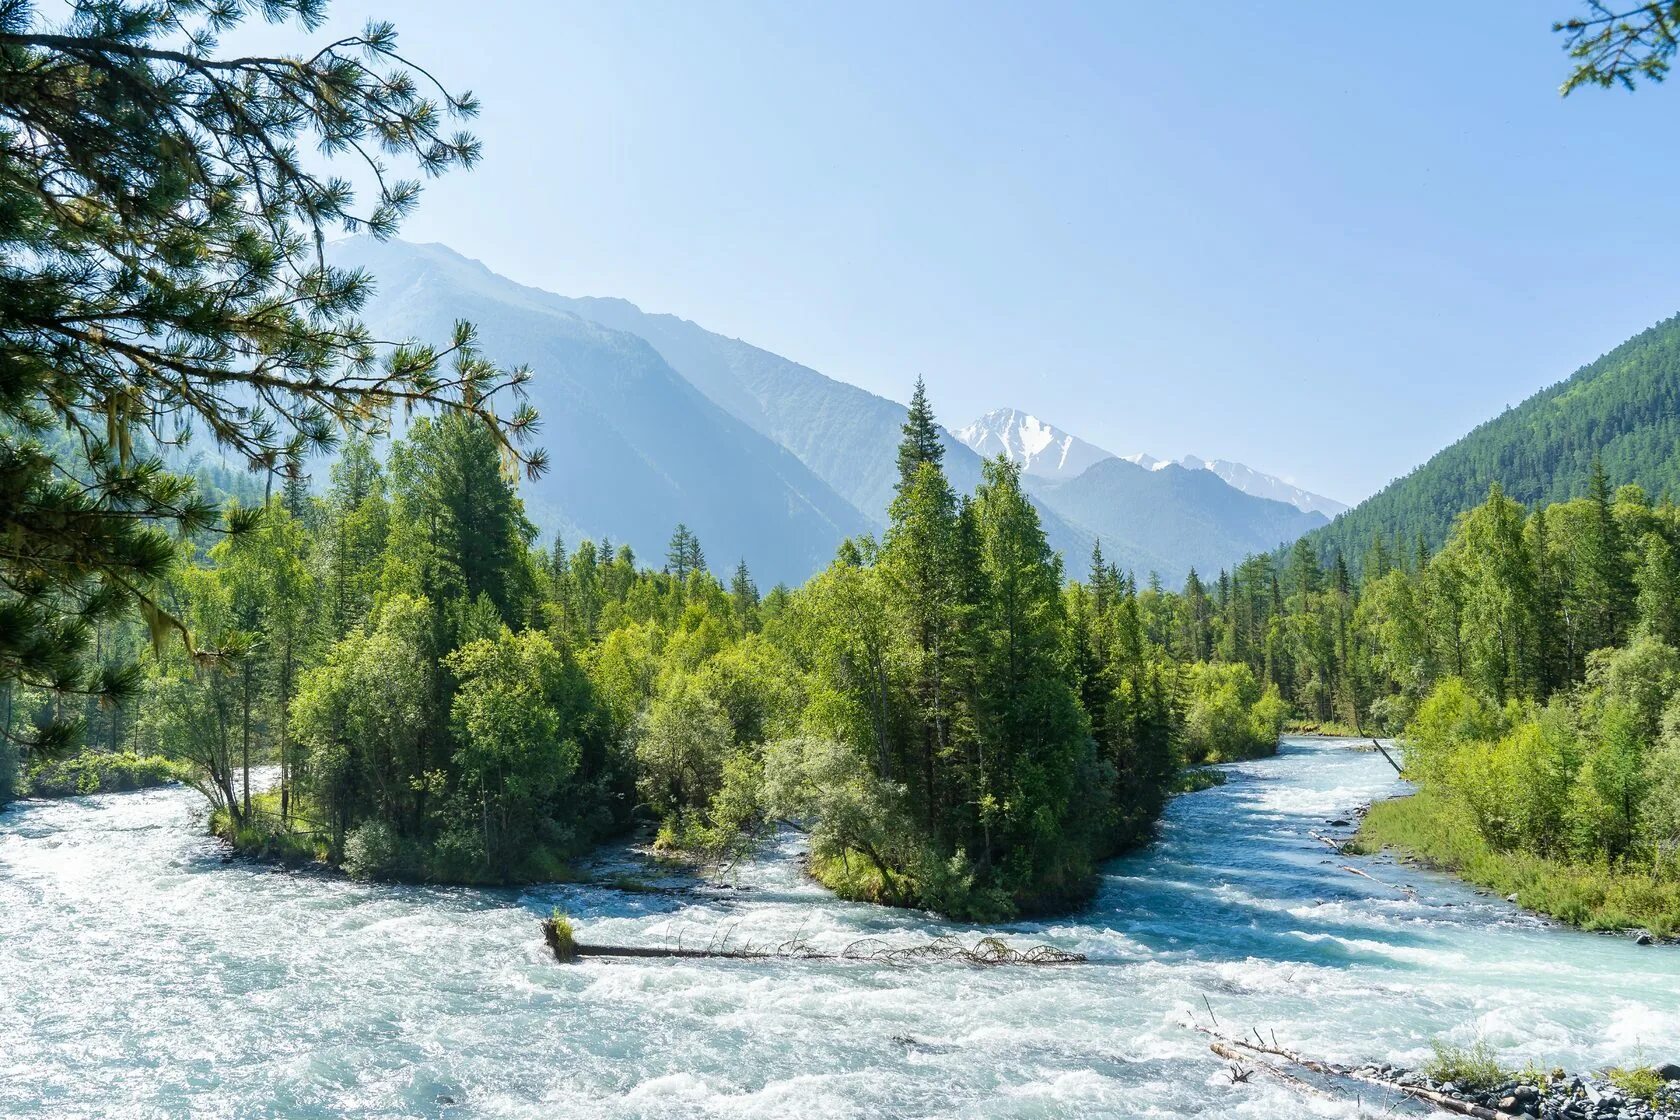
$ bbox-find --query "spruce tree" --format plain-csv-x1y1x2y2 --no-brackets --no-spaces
1578,457,1634,652
1635,532,1680,645
730,559,760,626
666,525,695,580
896,377,945,491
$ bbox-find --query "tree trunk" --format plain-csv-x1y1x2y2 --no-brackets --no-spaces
241,662,252,817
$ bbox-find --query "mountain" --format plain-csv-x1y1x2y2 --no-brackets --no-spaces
1034,458,1330,580
1177,456,1348,518
955,408,1115,480
326,238,872,586
953,409,1342,574
329,238,1337,585
512,289,1096,562
1310,311,1680,563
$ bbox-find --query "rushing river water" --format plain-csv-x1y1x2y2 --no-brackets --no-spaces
2,738,1676,1119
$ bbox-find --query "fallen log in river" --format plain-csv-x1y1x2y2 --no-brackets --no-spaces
541,915,1084,966
1197,1026,1519,1118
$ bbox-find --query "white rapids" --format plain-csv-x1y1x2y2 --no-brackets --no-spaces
2,738,1675,1118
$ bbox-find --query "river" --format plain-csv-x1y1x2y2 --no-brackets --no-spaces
1,738,1675,1119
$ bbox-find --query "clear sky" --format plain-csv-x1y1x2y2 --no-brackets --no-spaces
230,1,1680,504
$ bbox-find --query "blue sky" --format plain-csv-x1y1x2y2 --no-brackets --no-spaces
232,1,1680,503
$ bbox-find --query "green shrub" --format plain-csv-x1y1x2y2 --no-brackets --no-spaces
342,819,403,880
543,909,578,962
1423,1039,1509,1091
1607,1066,1666,1104
24,751,184,798
1171,768,1228,795
1181,663,1280,763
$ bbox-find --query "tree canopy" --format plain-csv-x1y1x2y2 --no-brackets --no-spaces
0,0,542,749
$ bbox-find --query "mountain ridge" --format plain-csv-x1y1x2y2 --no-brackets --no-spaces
327,237,873,586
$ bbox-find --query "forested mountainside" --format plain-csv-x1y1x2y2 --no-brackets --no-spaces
1311,312,1680,563
328,238,871,586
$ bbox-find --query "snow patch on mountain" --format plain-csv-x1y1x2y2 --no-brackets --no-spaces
955,408,1116,480
965,408,1347,518
1175,455,1349,517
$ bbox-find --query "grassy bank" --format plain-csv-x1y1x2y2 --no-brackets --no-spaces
1351,789,1680,938
25,752,186,798
1171,767,1229,795
1283,719,1363,738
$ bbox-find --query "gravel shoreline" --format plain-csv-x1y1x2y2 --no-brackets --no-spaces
1360,1063,1680,1119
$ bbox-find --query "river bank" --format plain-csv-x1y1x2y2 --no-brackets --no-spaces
17,751,185,799
1351,788,1680,940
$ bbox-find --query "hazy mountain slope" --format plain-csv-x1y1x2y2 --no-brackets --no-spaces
1310,312,1680,561
331,239,1334,583
328,238,872,585
519,287,1096,561
955,408,1115,480
1036,459,1329,579
525,296,909,518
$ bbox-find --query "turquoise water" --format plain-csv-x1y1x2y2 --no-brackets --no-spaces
2,738,1675,1118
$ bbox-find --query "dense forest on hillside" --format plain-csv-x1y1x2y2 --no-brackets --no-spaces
1311,314,1680,564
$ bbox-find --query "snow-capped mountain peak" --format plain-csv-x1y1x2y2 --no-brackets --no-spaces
961,406,1347,518
955,407,1115,480
1175,455,1348,517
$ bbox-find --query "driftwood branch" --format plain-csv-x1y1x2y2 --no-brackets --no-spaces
1209,1041,1354,1106
1341,863,1418,898
1196,1026,1518,1119
541,919,1085,967
1370,737,1406,776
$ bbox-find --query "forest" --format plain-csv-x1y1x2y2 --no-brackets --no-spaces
1,385,1287,920
10,387,1680,926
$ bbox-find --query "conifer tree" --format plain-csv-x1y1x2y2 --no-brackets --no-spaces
0,1,543,751
1577,457,1634,652
1635,532,1680,645
730,559,760,627
667,525,695,580
896,377,945,491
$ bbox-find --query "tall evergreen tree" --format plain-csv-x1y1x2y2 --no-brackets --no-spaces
1577,457,1634,652
730,559,760,628
896,377,945,492
666,525,696,580
383,414,535,641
